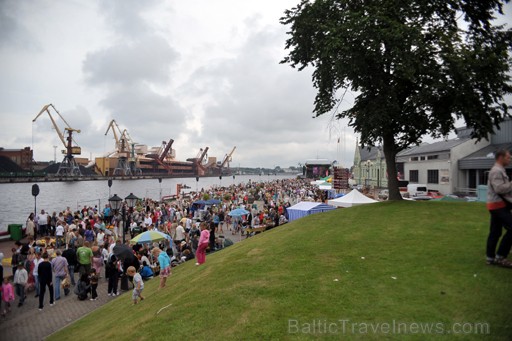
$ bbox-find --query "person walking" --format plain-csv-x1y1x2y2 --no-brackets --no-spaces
106,253,120,296
2,277,15,315
13,263,27,307
62,246,77,286
51,250,69,300
127,266,144,304
32,252,43,298
37,252,54,311
195,222,210,266
486,149,512,267
152,247,171,289
76,241,93,276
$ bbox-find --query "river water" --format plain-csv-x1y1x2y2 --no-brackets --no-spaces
0,174,294,233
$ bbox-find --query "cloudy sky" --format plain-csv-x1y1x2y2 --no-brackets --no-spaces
0,1,510,169
0,0,357,169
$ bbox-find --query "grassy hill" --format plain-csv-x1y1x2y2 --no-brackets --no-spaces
49,202,512,340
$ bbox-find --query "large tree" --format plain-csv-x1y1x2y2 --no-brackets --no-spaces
281,0,512,200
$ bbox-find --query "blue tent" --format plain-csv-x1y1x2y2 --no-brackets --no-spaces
205,199,221,205
286,202,335,222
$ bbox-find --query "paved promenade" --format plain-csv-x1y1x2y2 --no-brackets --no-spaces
0,277,122,341
0,240,128,341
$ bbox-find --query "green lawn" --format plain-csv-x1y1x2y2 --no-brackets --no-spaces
48,202,512,340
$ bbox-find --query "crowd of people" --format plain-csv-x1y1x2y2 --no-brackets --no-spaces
0,178,326,314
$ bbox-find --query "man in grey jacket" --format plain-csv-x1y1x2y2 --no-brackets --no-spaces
486,149,512,267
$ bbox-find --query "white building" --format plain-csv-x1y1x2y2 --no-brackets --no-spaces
352,119,512,195
458,119,512,190
396,130,489,194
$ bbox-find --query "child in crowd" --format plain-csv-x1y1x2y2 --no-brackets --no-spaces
89,268,98,301
139,261,153,280
13,263,27,307
127,266,144,304
1,277,15,316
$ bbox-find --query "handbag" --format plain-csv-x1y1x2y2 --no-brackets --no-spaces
62,276,71,289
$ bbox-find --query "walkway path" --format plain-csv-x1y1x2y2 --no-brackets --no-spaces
0,272,125,341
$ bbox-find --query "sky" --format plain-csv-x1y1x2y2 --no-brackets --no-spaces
0,1,510,169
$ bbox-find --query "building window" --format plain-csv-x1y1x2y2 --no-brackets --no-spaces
411,157,418,161
420,156,426,161
409,170,419,182
427,155,439,160
427,169,439,184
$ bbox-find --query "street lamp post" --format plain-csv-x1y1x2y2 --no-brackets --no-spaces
107,178,113,198
108,194,122,242
158,178,162,202
365,161,371,188
125,193,139,242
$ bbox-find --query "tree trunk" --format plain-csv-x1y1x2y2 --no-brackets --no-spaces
382,133,402,201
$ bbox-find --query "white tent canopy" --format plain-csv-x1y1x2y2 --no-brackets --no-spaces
327,189,378,208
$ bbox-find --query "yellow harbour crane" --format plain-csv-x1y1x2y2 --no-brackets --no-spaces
33,104,82,176
218,146,236,175
104,119,141,176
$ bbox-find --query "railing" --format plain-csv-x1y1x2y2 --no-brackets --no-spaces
454,187,478,195
77,198,107,211
0,171,48,178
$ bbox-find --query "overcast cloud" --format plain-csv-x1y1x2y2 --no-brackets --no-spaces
0,0,402,168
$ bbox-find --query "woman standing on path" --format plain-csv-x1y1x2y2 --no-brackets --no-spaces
26,214,35,240
152,247,171,289
91,245,103,277
195,222,210,266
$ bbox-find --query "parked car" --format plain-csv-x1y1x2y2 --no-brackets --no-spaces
378,189,389,200
407,184,428,197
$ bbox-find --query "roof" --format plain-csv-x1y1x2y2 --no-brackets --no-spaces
397,138,471,157
305,159,331,165
327,189,378,208
359,146,382,161
287,202,324,211
459,143,512,170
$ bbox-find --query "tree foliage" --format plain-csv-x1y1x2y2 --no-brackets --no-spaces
281,0,512,199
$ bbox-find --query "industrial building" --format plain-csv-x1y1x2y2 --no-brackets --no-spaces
0,147,33,170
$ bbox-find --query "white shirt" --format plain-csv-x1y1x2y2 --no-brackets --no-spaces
175,225,186,241
97,231,105,245
143,216,152,227
252,216,260,227
38,213,48,225
55,224,64,237
33,258,43,276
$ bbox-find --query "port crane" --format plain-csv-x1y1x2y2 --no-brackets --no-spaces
149,139,175,174
33,104,82,176
104,119,141,176
217,146,236,175
196,147,209,176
